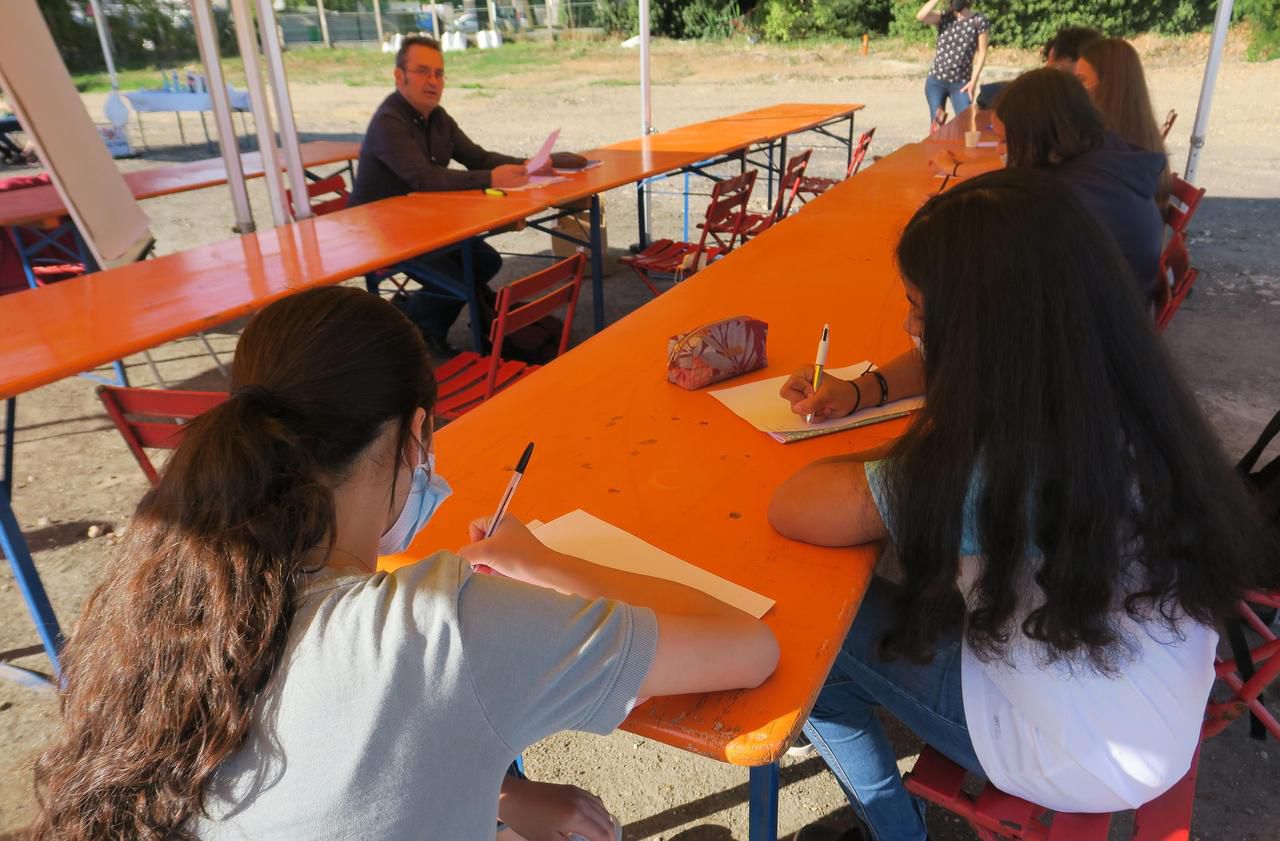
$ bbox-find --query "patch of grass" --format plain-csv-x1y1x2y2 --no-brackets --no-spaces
589,77,638,86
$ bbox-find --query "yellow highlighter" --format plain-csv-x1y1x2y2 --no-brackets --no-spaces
805,324,830,426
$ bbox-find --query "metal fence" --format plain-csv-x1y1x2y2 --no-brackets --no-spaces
278,3,609,47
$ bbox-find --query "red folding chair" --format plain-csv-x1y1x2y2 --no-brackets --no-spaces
905,746,1199,841
1162,109,1178,140
433,253,585,421
1154,230,1198,332
285,173,351,218
703,150,811,242
1165,175,1205,237
1204,589,1280,743
618,169,756,296
96,386,230,486
795,128,876,204
0,173,87,288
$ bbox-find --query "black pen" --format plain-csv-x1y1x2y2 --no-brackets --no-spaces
484,442,534,538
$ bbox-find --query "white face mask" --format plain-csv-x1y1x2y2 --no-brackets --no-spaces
378,453,452,556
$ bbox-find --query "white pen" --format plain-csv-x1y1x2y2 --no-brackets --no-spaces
804,324,830,426
485,442,534,538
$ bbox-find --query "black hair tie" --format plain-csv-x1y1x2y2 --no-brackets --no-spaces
232,384,286,416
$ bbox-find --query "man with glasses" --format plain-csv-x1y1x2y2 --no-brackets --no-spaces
349,35,542,358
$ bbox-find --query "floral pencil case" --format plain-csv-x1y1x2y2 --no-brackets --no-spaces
666,315,768,390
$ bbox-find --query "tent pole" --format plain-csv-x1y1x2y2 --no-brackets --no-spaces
639,0,653,238
86,0,119,89
374,0,385,47
255,0,314,221
230,0,291,226
1185,0,1234,183
190,0,255,234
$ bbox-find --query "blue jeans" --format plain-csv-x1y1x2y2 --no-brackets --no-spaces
925,75,971,124
804,576,983,841
392,237,503,338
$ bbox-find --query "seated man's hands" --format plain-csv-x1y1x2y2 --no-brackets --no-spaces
491,164,529,189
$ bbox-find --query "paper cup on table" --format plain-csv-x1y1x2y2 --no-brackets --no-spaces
964,130,981,148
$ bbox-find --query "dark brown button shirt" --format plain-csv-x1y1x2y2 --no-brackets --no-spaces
349,92,523,206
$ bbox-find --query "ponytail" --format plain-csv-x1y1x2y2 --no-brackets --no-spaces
32,287,435,840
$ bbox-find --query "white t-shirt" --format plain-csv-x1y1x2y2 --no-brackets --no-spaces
866,460,1215,812
191,552,658,840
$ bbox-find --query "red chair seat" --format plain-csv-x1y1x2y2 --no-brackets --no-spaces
431,254,586,422
905,746,1195,841
30,262,86,284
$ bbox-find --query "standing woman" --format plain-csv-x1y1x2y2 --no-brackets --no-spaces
29,287,779,841
916,0,990,126
772,169,1275,841
1075,38,1173,205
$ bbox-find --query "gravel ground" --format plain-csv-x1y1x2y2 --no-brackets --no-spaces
1,35,1277,841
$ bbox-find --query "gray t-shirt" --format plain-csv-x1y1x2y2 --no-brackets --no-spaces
192,552,658,840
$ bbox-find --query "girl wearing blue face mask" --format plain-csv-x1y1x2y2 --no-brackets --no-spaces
31,287,779,841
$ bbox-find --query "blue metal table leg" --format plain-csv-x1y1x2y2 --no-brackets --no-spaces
2,398,14,504
0,499,63,677
589,195,605,333
461,239,485,352
636,181,649,250
749,763,780,841
2,397,62,674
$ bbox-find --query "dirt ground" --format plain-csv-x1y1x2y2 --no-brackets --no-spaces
2,34,1278,840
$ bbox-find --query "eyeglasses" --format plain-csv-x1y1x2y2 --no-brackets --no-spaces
404,66,446,82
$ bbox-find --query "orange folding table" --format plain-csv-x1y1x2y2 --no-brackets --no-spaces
0,140,359,229
605,103,865,248
379,139,994,841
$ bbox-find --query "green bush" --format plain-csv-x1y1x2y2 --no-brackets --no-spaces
595,0,689,36
37,0,239,75
682,0,741,39
888,0,933,43
1239,0,1280,61
760,0,891,41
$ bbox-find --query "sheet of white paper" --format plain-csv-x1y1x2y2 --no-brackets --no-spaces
504,174,570,192
532,510,774,618
708,362,924,440
525,128,560,175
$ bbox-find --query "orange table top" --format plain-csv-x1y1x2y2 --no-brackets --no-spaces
381,139,984,766
605,103,863,158
0,140,360,227
0,190,542,400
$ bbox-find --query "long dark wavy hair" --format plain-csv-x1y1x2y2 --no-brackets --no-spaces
881,168,1276,670
30,287,437,840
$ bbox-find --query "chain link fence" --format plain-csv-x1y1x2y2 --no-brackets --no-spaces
278,3,609,47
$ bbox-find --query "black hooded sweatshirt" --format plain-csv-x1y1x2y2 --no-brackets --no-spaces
1053,132,1166,301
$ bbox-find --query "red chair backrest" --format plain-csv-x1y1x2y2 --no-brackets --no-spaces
1204,589,1280,742
1164,175,1205,236
771,149,813,221
486,253,586,396
97,386,229,486
1155,231,1197,332
695,169,757,255
844,127,877,178
286,174,351,220
1162,109,1178,140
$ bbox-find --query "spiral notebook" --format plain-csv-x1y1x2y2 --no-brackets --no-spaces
708,362,924,444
